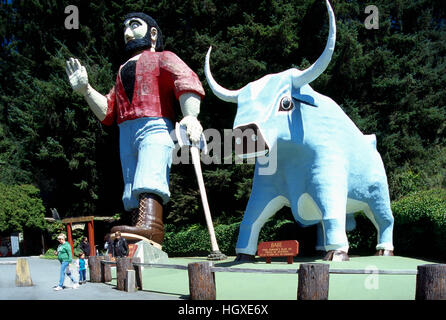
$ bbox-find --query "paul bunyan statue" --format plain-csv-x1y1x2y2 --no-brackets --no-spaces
204,0,394,261
66,13,205,246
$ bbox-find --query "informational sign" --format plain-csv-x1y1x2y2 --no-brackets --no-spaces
72,223,85,231
257,240,299,264
10,233,20,256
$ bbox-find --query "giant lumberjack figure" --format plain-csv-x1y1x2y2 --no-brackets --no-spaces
65,13,205,245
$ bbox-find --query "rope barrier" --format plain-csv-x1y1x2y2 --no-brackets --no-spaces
129,261,418,275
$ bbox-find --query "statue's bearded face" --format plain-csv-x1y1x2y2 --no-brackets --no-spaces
123,17,149,54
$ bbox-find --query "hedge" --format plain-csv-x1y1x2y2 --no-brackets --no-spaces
163,223,240,257
392,188,446,261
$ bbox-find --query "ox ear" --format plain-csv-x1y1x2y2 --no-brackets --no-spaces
291,87,318,108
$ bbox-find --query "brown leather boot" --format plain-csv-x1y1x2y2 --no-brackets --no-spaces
111,193,164,245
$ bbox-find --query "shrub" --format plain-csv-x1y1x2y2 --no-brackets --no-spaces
163,222,240,256
41,248,58,260
392,188,446,261
0,183,46,233
346,213,377,255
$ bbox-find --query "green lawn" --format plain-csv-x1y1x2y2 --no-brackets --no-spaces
109,255,439,300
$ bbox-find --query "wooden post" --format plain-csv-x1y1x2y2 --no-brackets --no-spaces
416,264,446,300
188,261,216,300
66,223,74,255
15,258,33,287
116,257,133,291
125,270,137,292
88,255,104,283
297,263,329,300
132,257,143,290
87,219,95,256
101,255,112,283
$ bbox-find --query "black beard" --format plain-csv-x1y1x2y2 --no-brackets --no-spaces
124,38,150,57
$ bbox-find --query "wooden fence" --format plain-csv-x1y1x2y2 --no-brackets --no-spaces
87,256,446,300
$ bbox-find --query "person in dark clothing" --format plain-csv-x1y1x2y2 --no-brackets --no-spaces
112,231,129,257
80,236,91,256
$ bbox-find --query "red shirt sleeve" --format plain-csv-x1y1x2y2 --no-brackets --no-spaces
101,85,117,126
160,51,205,100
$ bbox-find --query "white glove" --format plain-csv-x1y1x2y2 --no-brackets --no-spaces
66,58,88,95
179,93,203,145
179,115,203,145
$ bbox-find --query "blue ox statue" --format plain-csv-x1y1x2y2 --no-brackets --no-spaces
204,0,394,261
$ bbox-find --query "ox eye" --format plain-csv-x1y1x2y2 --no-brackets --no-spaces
279,96,294,111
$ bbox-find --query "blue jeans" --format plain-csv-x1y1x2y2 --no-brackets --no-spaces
79,269,86,282
59,261,76,287
119,117,174,211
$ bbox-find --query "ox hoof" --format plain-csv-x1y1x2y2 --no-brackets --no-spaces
375,249,394,256
235,253,256,262
323,250,350,261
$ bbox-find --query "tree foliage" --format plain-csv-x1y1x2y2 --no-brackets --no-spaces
0,0,444,230
0,182,46,232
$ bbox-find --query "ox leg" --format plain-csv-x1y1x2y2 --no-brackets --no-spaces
315,222,325,252
320,216,350,261
312,186,350,261
235,195,288,261
315,214,355,253
365,192,394,255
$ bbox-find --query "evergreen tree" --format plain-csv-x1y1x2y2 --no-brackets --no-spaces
0,0,444,228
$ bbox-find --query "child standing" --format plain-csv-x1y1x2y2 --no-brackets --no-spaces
78,252,87,284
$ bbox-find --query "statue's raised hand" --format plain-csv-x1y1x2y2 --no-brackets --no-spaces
66,58,88,95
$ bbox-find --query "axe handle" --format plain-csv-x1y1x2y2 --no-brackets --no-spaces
190,146,220,252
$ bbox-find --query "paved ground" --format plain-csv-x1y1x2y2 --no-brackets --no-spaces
0,256,182,300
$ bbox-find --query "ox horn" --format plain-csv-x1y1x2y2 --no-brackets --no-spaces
204,46,241,103
292,0,336,88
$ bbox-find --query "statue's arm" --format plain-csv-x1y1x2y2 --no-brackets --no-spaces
179,92,203,144
83,84,108,122
66,58,107,121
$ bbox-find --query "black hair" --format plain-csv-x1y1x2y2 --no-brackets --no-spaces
123,12,164,53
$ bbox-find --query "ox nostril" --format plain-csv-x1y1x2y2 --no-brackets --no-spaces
251,134,257,142
236,137,242,145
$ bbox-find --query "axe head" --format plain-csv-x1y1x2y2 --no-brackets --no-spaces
175,122,208,154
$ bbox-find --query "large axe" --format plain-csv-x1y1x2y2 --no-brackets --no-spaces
175,122,227,261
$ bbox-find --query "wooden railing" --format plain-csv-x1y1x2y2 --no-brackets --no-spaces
87,256,446,300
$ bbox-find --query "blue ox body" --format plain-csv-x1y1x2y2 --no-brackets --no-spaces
205,0,394,260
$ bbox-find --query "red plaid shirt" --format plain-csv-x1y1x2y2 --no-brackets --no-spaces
102,50,205,126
